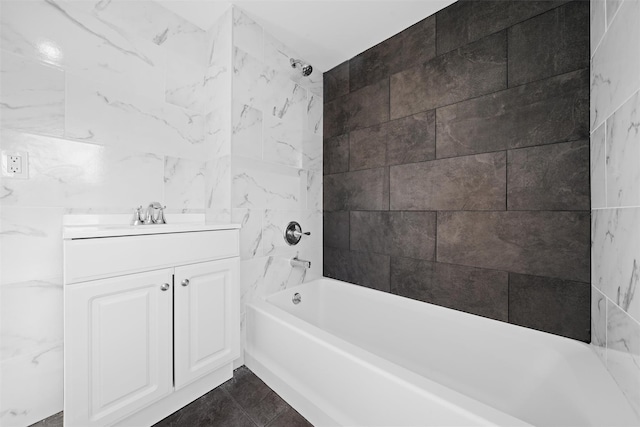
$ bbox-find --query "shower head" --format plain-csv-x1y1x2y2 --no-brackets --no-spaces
290,58,313,77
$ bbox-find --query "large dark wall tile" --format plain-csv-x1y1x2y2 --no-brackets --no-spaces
322,0,589,342
507,140,590,210
350,211,436,260
324,79,389,138
323,61,349,102
350,15,436,91
323,134,349,175
324,168,387,211
437,211,590,282
509,273,590,341
349,111,435,171
436,69,589,158
323,211,349,249
390,152,506,210
390,257,509,321
390,31,507,120
508,1,589,86
323,247,390,291
436,0,569,55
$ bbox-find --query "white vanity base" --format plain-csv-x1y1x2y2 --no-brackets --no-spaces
115,364,233,427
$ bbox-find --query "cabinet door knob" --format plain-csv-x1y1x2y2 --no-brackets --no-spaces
181,279,190,287
160,283,170,291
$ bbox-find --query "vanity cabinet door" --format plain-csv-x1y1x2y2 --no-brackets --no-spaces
174,258,240,390
64,269,173,427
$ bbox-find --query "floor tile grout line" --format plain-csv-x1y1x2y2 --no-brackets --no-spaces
220,387,260,427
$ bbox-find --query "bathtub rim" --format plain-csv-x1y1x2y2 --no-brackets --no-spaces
246,283,533,427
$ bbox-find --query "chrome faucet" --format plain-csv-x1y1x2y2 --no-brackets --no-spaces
142,202,167,224
290,256,311,269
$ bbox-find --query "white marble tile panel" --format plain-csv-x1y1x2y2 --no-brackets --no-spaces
205,155,231,213
264,69,307,126
591,0,606,56
297,211,323,282
0,279,62,361
233,47,270,109
592,207,640,320
591,0,640,130
307,93,323,135
0,130,164,209
263,255,306,296
206,104,232,159
232,208,263,260
68,0,207,60
1,0,166,101
232,102,263,160
204,9,232,106
205,208,231,223
231,157,304,210
591,122,607,209
606,300,640,418
204,61,231,115
307,169,323,212
0,51,65,137
606,90,640,208
164,156,207,211
263,115,303,168
65,75,206,159
606,0,624,27
239,256,267,311
263,32,322,96
592,286,608,364
207,7,232,67
166,49,207,113
302,131,323,173
0,207,64,285
0,344,63,427
232,7,263,61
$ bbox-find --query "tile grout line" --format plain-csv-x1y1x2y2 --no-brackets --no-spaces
592,88,640,134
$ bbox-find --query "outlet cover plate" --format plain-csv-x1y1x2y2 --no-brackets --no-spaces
1,150,29,179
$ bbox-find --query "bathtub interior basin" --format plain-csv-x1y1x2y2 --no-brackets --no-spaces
246,278,639,427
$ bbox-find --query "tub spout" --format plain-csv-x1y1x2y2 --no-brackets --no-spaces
291,256,311,269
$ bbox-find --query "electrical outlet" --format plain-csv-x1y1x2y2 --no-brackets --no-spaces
1,150,29,179
8,155,22,174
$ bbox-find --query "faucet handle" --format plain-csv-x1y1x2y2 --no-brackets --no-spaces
155,206,167,224
131,206,143,226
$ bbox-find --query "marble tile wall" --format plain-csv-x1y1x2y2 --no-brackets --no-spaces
590,0,640,418
0,2,232,426
323,0,591,342
229,8,323,362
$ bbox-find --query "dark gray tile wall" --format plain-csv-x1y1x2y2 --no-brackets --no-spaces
390,31,507,119
323,0,590,341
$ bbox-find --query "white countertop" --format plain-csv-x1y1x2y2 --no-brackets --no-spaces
63,223,241,239
62,214,240,239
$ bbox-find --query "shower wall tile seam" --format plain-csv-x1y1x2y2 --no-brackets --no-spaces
590,87,640,134
323,208,592,214
323,248,592,287
325,139,591,179
434,0,575,56
598,288,640,327
385,66,588,124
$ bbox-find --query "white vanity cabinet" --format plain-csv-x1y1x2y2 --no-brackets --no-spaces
63,225,240,427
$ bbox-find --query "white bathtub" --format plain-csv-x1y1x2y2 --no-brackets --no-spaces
246,278,639,427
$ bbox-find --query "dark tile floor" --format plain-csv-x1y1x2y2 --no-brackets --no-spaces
29,366,312,427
